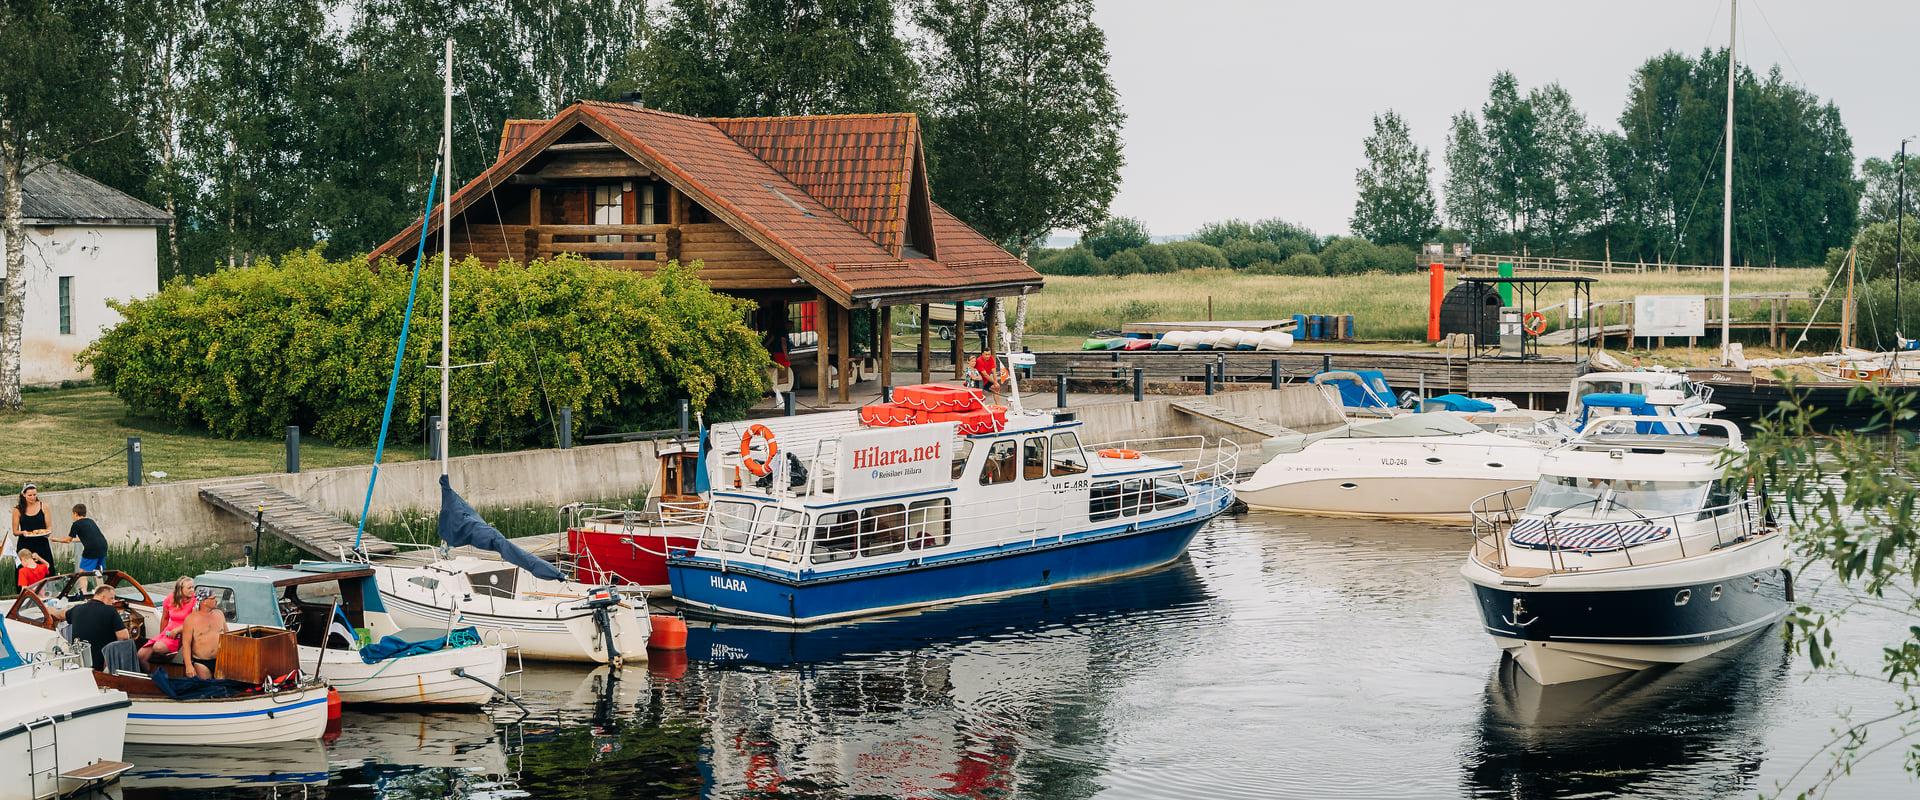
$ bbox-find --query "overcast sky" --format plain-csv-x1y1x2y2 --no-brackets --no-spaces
1090,0,1917,240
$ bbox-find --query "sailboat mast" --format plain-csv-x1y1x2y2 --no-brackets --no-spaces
1720,0,1735,364
440,38,453,475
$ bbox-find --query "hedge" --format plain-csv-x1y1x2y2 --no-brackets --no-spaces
83,249,769,447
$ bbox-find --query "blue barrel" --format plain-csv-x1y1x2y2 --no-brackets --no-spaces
1310,314,1325,341
1342,314,1355,340
1292,314,1307,339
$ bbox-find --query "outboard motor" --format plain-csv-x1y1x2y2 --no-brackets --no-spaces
572,586,624,664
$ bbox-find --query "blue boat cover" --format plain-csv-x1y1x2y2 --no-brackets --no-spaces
359,625,481,664
150,669,250,699
1421,394,1495,413
1577,392,1675,434
1320,370,1395,408
0,617,22,671
439,475,564,580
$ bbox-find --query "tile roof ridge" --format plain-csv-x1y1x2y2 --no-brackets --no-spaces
703,112,918,124
575,100,710,122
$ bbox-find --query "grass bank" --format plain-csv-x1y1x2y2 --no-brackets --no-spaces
1023,268,1827,342
0,387,418,492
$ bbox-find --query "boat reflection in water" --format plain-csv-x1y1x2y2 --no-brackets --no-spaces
675,559,1216,799
123,740,329,792
1463,627,1790,799
327,710,519,795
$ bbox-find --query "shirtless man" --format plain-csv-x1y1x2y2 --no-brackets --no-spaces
177,591,226,679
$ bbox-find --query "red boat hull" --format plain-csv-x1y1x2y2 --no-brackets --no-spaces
567,527,700,589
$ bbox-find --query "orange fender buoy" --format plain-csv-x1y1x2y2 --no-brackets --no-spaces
649,614,688,651
740,423,778,476
326,687,342,720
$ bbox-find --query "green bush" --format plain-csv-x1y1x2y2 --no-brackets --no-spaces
1249,252,1325,276
1319,237,1418,275
1135,243,1178,273
1221,238,1306,268
1163,241,1230,270
1194,217,1319,253
1105,249,1146,275
83,249,769,447
1036,246,1105,275
1079,216,1152,258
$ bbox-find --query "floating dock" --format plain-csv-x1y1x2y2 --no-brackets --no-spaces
1029,348,1586,401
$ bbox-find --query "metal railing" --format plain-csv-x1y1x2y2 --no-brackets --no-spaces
687,436,1239,572
1469,487,1769,575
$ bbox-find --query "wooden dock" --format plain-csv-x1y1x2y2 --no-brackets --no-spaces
1030,349,1587,399
199,481,397,558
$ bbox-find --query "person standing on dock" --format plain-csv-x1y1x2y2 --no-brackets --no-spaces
58,504,108,596
10,484,53,568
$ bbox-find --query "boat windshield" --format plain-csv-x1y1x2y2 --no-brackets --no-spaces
1526,476,1708,518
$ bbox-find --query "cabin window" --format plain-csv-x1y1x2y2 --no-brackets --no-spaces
1527,476,1708,518
202,586,239,622
1049,432,1088,476
1090,481,1122,522
859,504,908,557
980,440,1018,486
469,567,521,599
407,575,439,591
758,509,805,560
950,439,974,480
1120,479,1148,517
703,500,757,553
1022,437,1048,480
662,453,700,498
1153,476,1189,510
591,184,624,262
1702,479,1741,520
907,498,951,549
811,511,860,564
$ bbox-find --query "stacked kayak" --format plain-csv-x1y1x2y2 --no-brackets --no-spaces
1150,330,1293,351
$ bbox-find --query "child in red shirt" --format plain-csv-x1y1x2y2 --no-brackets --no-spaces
15,549,49,590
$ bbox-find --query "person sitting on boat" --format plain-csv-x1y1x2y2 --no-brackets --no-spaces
66,584,128,672
969,347,1004,395
139,576,196,670
178,589,225,679
14,548,49,591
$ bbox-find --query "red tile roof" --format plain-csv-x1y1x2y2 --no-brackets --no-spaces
377,102,1038,306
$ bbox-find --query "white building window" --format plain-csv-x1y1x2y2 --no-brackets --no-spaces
57,277,72,335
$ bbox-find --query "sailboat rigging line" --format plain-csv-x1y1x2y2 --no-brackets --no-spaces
355,159,441,551
1791,253,1850,352
1666,127,1727,267
462,89,562,449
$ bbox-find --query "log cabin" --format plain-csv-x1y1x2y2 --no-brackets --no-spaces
368,99,1043,404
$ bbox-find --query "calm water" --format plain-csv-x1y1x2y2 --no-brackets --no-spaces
125,513,1915,799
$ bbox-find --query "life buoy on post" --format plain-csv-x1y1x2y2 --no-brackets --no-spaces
1522,311,1548,336
740,424,778,476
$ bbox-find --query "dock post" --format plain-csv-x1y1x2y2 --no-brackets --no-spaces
784,393,795,416
1321,354,1332,373
1133,367,1145,402
1204,363,1215,395
882,384,893,403
558,408,572,449
678,399,690,435
127,437,142,486
428,416,443,461
1056,374,1068,408
285,426,301,473
1270,359,1282,389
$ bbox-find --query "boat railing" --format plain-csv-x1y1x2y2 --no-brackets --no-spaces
567,504,708,559
0,644,88,686
689,436,1238,572
1084,435,1242,486
1469,488,1768,575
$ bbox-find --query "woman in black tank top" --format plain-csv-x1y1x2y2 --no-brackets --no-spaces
12,485,53,564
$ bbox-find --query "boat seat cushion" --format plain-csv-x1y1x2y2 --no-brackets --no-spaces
1507,518,1671,551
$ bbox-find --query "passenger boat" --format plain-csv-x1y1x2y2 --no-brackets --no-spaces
178,563,511,706
664,383,1240,625
4,572,328,744
1461,416,1790,685
0,598,130,800
1234,413,1548,523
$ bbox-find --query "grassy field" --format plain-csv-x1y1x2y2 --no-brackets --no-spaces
1023,268,1829,344
0,387,417,491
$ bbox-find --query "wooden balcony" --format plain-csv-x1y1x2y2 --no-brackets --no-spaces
448,221,794,287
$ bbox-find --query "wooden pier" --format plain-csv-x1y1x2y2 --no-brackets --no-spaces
199,481,397,558
1029,348,1587,402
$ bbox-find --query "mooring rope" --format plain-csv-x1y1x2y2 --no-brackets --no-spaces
0,446,131,478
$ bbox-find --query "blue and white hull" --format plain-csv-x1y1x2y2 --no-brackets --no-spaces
670,490,1232,625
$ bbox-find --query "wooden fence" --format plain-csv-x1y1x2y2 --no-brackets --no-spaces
1441,253,1772,274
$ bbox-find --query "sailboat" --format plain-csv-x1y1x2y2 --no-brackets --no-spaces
361,40,650,664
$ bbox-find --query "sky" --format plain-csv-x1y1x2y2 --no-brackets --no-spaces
1088,0,1917,241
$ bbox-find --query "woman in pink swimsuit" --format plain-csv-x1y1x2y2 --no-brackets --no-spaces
139,576,195,670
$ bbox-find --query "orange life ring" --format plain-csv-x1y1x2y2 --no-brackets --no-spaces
1522,311,1548,336
740,424,778,476
1097,448,1141,459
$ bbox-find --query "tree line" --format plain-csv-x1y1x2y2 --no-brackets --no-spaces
0,0,1123,407
1353,50,1883,268
1037,215,1422,278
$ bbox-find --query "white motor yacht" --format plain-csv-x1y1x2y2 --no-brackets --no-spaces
1461,416,1789,685
0,610,130,800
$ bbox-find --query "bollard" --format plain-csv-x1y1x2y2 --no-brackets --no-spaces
784,392,796,416
1204,362,1215,396
678,399,690,435
1321,354,1332,374
882,384,893,403
1133,367,1145,402
428,415,444,461
127,437,142,486
1056,374,1068,408
285,426,301,473
559,407,573,449
1271,359,1282,389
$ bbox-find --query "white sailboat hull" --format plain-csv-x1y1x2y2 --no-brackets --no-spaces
300,641,505,706
372,561,649,664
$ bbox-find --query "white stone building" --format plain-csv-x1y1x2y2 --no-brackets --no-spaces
0,162,168,385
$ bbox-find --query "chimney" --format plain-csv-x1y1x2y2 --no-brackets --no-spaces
615,90,645,108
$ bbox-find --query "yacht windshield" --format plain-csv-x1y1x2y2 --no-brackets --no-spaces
1527,476,1708,518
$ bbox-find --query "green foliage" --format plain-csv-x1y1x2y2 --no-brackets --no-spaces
916,0,1125,250
1193,218,1318,253
82,252,768,447
1079,216,1152,258
1444,111,1503,248
1825,220,1920,285
1319,237,1416,276
623,0,919,117
1250,252,1325,276
1860,151,1920,225
1161,241,1229,270
1350,110,1439,247
1104,249,1146,276
1220,238,1299,269
1134,243,1177,273
1034,246,1104,276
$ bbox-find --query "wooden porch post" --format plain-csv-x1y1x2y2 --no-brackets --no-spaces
918,302,932,384
524,187,543,263
951,301,965,380
815,293,831,405
879,306,893,392
837,302,853,404
984,297,1000,350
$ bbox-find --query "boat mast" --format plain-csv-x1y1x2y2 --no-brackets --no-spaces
1897,137,1908,373
1720,0,1735,364
1843,247,1855,351
440,38,453,476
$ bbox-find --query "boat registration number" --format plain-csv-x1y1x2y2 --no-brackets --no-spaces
1380,458,1408,466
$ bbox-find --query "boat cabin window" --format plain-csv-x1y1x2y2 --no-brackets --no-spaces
469,567,521,599
951,439,974,480
408,575,440,592
1153,476,1189,510
860,504,909,557
1050,432,1088,476
1023,437,1048,480
907,498,951,549
1703,479,1743,518
661,452,700,499
703,500,757,553
750,508,806,561
812,511,860,564
202,585,240,622
1528,476,1709,518
1119,479,1149,516
1090,481,1122,522
980,440,1018,486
